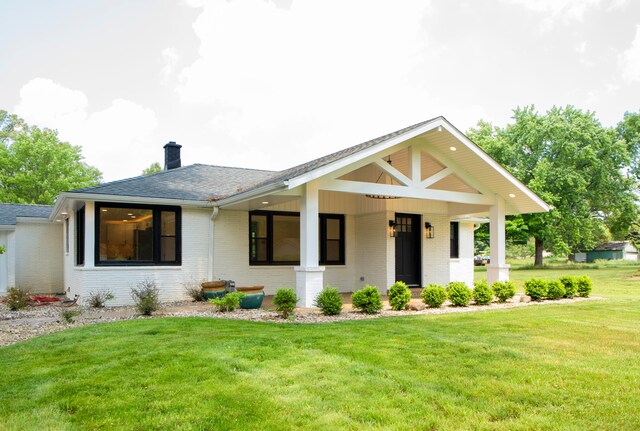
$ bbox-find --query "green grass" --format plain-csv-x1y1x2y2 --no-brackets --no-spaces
1,263,640,430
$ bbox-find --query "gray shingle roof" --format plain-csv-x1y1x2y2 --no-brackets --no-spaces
592,241,632,251
0,203,53,225
238,117,439,195
68,164,277,202
66,117,439,203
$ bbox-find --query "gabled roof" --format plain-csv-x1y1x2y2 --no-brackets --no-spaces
55,115,549,216
68,164,277,202
240,118,436,194
0,203,53,226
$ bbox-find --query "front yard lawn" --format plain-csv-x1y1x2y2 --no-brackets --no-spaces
1,263,639,430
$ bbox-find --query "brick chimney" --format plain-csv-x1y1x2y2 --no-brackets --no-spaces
163,141,182,170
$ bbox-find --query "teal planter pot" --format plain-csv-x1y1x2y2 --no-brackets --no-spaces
240,292,264,309
203,290,226,300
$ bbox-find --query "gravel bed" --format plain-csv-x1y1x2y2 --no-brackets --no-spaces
0,295,601,347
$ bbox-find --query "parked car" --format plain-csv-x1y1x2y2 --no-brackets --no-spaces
474,256,490,266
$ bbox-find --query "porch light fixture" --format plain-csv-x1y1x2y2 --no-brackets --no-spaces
424,222,434,239
389,220,399,237
508,193,516,198
366,156,401,200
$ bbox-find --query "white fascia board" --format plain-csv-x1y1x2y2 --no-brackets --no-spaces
285,118,445,190
49,192,215,222
214,182,288,208
0,225,16,231
16,217,57,224
440,119,551,213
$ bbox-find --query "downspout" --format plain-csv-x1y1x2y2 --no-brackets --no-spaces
208,207,219,281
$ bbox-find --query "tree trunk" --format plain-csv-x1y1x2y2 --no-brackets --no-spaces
534,237,544,266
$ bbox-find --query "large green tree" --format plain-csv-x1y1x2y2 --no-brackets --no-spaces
468,106,637,265
0,110,102,205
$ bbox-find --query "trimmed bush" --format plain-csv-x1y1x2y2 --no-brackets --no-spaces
314,286,343,315
421,284,447,308
492,281,516,303
546,280,566,300
131,279,161,315
210,292,245,312
576,275,593,297
447,282,472,307
524,278,547,301
87,289,115,308
351,285,383,314
6,288,30,311
388,281,411,311
559,276,577,298
473,280,493,305
273,288,298,318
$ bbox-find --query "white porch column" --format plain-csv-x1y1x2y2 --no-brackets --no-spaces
487,195,510,283
295,182,325,307
84,202,95,268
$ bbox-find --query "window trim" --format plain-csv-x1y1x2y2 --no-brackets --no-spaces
76,206,85,266
450,221,459,259
94,202,182,266
249,210,345,266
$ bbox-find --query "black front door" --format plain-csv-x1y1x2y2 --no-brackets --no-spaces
395,213,421,286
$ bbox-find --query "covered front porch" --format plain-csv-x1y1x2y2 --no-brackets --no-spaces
214,118,541,306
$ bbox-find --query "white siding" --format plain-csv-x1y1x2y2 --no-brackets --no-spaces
422,214,451,287
0,230,13,294
354,212,390,293
15,222,63,293
449,221,475,288
65,206,211,306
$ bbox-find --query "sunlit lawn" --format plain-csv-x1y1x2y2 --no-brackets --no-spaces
1,260,639,430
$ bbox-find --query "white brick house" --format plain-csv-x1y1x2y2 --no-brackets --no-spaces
1,117,549,306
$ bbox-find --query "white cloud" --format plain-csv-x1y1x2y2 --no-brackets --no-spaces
620,25,640,83
15,78,88,130
160,47,180,85
176,0,432,169
14,78,158,181
503,0,622,31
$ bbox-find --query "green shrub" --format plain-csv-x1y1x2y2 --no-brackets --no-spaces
87,289,115,308
559,276,577,298
421,284,447,308
131,279,161,315
273,288,298,318
61,309,82,323
447,282,472,307
210,292,245,312
492,281,516,303
524,278,547,301
576,275,593,297
6,288,30,311
546,280,566,300
351,285,383,314
314,286,343,315
473,280,493,305
388,281,411,311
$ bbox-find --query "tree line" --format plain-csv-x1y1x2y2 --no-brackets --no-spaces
1,106,640,264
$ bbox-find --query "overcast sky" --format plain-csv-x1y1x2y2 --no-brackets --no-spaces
1,0,639,181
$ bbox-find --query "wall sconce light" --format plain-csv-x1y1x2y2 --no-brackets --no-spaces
389,220,398,238
424,222,434,239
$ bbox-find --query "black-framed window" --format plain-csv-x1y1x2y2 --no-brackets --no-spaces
95,202,181,266
320,214,345,264
450,221,459,259
76,206,85,266
249,211,345,265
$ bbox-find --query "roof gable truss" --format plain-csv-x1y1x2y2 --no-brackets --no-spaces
316,142,494,206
